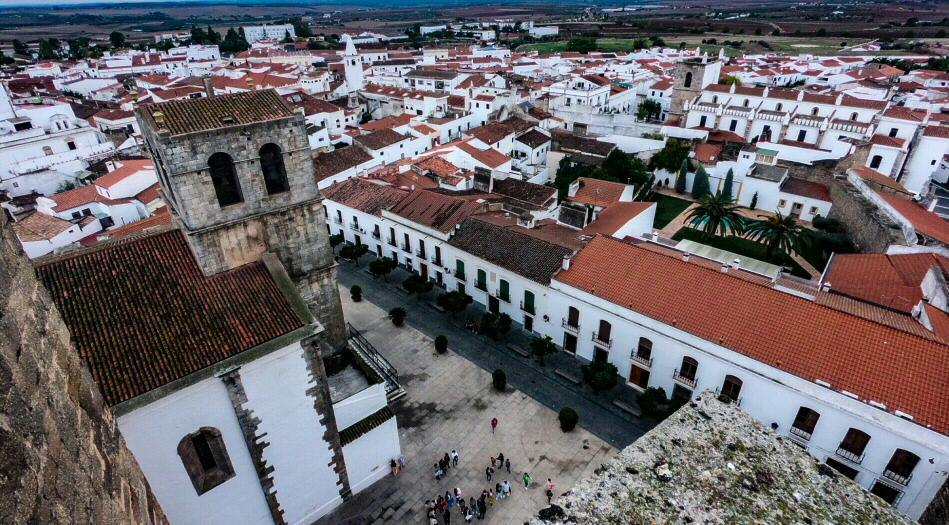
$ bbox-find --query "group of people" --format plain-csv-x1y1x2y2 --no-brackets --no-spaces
426,450,541,523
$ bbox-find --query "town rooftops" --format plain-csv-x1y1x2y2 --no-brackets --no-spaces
490,177,557,209
779,177,831,202
94,159,153,190
405,68,459,80
138,89,296,136
570,177,628,208
386,189,487,232
313,145,374,181
877,191,949,246
533,393,912,525
322,177,408,216
355,128,407,150
448,216,575,284
12,212,74,241
48,184,131,213
35,229,306,406
554,235,949,435
823,252,947,314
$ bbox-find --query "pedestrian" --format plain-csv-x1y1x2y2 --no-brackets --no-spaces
398,453,406,469
504,458,511,474
487,488,496,506
469,496,476,513
428,509,437,525
390,458,399,477
454,487,463,501
503,480,511,498
490,417,498,434
490,456,496,468
522,471,532,488
446,490,454,509
545,478,556,492
485,465,494,482
497,452,504,466
465,505,475,523
434,464,444,480
436,495,445,513
443,507,452,525
546,487,554,504
451,449,459,467
443,452,452,471
477,495,487,520
458,495,467,515
495,482,503,501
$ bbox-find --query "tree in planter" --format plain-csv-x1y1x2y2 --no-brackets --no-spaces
744,211,806,258
480,312,512,340
530,336,557,366
685,192,745,239
674,158,688,194
437,290,473,317
691,165,711,199
415,278,434,300
581,361,618,393
389,307,406,327
492,369,507,391
558,407,579,432
402,274,433,299
369,256,397,281
434,335,448,354
329,233,344,254
749,191,759,210
339,243,369,266
350,285,362,302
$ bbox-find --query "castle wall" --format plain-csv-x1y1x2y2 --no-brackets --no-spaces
0,213,166,524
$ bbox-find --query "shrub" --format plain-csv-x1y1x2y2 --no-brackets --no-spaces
558,407,579,432
492,369,507,391
402,274,424,293
480,312,512,340
369,256,397,281
749,191,758,209
350,285,362,302
581,361,618,392
637,387,687,421
437,290,473,317
389,307,406,327
530,336,557,365
339,243,369,266
434,335,448,354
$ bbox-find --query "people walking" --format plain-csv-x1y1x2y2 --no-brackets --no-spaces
522,471,532,488
477,494,486,520
497,452,504,467
487,488,496,506
443,452,452,471
451,449,459,467
398,453,406,469
446,490,454,509
495,482,504,501
443,507,452,524
434,464,444,480
490,417,498,434
485,465,494,482
504,458,511,474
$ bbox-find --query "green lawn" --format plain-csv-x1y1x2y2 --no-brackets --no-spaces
653,195,692,229
671,227,811,279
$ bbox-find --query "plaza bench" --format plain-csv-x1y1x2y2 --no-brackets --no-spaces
507,343,530,357
613,399,642,418
555,368,582,385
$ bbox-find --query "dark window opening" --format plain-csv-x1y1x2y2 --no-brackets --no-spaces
791,407,820,441
178,427,235,495
208,152,243,207
259,143,289,195
720,375,742,402
869,155,883,170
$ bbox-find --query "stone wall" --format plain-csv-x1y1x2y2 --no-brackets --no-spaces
0,213,166,524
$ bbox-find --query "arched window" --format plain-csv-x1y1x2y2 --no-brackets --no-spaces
566,306,579,328
869,155,883,170
838,428,871,462
259,143,289,195
791,406,820,441
883,449,920,485
208,152,243,207
743,98,750,108
720,375,742,402
850,112,858,121
635,337,652,360
678,356,698,382
178,427,235,495
683,72,693,88
596,320,612,345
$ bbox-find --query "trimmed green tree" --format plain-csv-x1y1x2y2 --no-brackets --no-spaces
437,290,473,317
691,165,711,199
480,312,512,340
530,336,557,366
339,243,369,266
581,361,619,392
492,369,507,391
434,335,448,354
744,211,806,258
329,233,344,254
685,192,745,238
389,307,406,327
558,407,579,432
721,168,734,200
350,285,362,302
369,256,397,281
674,159,688,194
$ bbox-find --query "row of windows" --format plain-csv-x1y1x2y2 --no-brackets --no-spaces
562,305,922,507
207,143,289,207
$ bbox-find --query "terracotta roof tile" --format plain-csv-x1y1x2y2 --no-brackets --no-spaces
322,177,408,216
877,192,949,245
12,212,73,241
571,177,628,208
555,236,949,435
779,177,831,201
95,159,153,190
387,189,485,232
35,229,305,406
313,146,374,181
824,253,947,313
138,89,295,136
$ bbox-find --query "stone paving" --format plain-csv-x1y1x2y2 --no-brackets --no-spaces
315,280,618,525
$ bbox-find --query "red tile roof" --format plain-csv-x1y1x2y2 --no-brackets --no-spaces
871,135,906,149
139,89,295,136
851,167,910,195
555,236,949,435
387,189,486,232
95,159,153,190
96,208,171,241
322,177,408,216
12,212,73,241
570,177,628,208
824,252,947,313
877,192,949,245
694,143,722,164
49,185,131,212
35,229,305,406
779,177,831,202
581,202,654,236
455,140,510,168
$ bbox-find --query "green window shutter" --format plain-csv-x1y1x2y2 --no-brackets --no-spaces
456,259,464,275
500,279,509,295
477,269,486,286
524,290,534,309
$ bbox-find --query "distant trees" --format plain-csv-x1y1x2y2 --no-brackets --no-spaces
648,139,690,173
219,28,250,54
565,36,597,54
369,256,397,281
39,39,58,60
190,25,221,45
637,98,662,121
554,150,649,200
109,31,126,49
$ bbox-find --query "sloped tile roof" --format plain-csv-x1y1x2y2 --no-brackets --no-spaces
449,216,574,284
387,189,485,232
555,236,949,435
824,252,947,313
355,128,406,150
322,177,409,216
95,159,153,190
35,229,304,406
313,146,374,181
49,184,132,212
139,89,295,136
779,177,831,202
12,212,73,241
877,192,949,245
571,177,628,208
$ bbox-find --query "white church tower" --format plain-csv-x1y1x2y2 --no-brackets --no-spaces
342,35,364,106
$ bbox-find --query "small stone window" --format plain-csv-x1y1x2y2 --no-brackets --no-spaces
683,72,693,89
259,143,290,195
178,427,235,495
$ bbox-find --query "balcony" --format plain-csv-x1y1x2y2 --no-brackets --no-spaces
672,369,696,389
401,243,411,253
561,318,579,333
387,237,397,247
497,290,510,303
455,271,466,281
372,231,381,240
788,425,812,443
630,353,653,369
475,281,488,292
591,332,612,349
882,469,912,487
430,254,442,266
415,249,426,259
333,217,343,225
520,301,535,315
348,222,362,232
835,446,865,465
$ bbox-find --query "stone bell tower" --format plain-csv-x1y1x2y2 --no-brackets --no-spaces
135,89,346,346
669,54,723,119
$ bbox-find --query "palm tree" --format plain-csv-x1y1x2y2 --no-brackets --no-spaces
684,192,745,238
744,211,806,258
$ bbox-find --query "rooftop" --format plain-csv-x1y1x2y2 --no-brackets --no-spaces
138,89,295,136
533,393,911,525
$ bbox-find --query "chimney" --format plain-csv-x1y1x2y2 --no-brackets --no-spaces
730,257,740,269
682,252,690,262
820,281,832,292
720,262,729,273
562,255,571,271
203,76,214,98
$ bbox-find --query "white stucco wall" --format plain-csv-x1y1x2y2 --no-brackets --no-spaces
342,418,401,494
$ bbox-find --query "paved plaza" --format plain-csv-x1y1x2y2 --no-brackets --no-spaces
315,281,618,524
